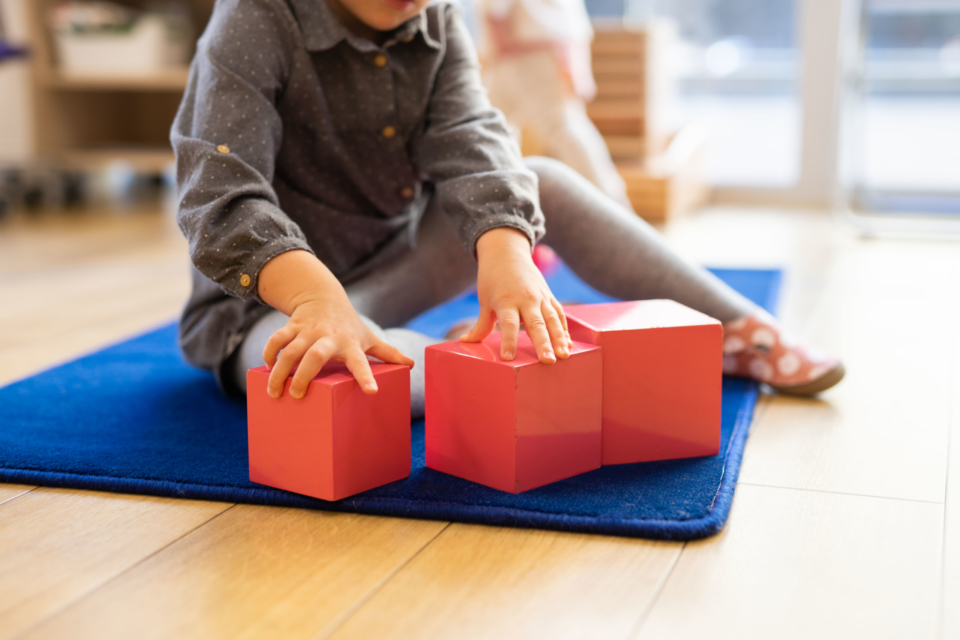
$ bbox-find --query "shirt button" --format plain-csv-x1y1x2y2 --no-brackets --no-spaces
403,34,414,43
373,54,387,67
400,186,414,198
240,274,251,287
217,144,230,154
382,125,397,139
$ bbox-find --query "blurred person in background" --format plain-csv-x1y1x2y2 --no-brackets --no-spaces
478,0,632,208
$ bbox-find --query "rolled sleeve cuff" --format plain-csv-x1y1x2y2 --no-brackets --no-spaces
467,213,540,258
225,236,315,302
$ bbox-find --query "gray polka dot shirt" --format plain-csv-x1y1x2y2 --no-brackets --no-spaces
172,0,544,388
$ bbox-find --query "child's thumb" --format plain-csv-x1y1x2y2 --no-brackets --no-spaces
367,340,415,368
460,308,495,343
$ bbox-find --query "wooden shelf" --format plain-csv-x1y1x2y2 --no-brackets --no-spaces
59,147,175,173
25,0,214,173
43,68,190,91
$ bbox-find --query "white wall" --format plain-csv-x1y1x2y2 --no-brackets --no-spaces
0,0,35,166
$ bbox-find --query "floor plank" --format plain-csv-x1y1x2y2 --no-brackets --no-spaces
0,208,185,275
21,506,447,640
0,488,228,640
0,484,34,506
942,342,960,640
0,260,190,386
326,524,681,640
634,484,943,640
661,207,847,330
668,209,955,502
0,210,190,386
737,240,958,503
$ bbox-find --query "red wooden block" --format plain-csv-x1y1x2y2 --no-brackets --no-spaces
564,300,722,465
425,333,603,493
247,362,411,501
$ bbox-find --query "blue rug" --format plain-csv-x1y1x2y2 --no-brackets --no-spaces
0,265,780,540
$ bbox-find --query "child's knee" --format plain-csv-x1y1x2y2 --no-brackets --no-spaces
523,155,573,185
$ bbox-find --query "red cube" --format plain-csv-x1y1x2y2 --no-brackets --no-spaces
247,362,411,501
425,333,603,493
564,300,722,465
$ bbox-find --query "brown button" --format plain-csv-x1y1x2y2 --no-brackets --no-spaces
373,54,387,67
400,186,414,198
239,274,251,287
403,34,414,43
382,125,397,139
217,144,230,154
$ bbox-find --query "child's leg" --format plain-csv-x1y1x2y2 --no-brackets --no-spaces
526,156,843,394
526,156,754,322
341,198,477,329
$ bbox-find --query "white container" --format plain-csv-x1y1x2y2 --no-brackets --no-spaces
53,15,189,76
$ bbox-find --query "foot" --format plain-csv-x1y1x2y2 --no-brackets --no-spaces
722,311,844,396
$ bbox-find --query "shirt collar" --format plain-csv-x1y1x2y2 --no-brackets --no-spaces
289,0,440,53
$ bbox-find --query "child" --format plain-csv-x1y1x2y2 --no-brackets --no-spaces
478,0,632,208
172,0,843,419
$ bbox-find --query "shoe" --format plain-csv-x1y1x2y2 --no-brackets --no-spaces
722,312,844,396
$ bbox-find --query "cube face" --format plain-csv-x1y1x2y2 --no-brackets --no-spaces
424,346,517,492
247,362,411,501
331,365,412,498
513,353,604,491
565,300,723,465
425,333,603,493
248,370,335,499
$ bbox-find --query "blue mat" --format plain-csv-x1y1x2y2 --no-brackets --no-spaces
0,265,780,540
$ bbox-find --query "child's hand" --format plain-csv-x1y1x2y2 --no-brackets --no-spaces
461,227,572,364
257,250,414,399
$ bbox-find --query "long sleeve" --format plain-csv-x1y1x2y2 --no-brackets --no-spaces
171,0,313,301
414,5,545,253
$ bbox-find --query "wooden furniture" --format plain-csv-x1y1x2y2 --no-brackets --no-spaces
587,20,710,222
24,0,213,173
615,122,711,223
588,19,673,160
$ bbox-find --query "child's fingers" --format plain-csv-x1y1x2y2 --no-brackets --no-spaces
344,348,378,394
460,306,496,343
551,297,570,335
521,303,555,364
366,340,415,368
542,300,569,359
267,337,310,398
263,325,295,369
288,337,336,399
496,306,523,361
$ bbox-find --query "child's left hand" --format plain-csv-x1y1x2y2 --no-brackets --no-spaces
461,227,573,364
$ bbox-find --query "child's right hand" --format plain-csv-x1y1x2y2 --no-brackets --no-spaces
257,250,414,400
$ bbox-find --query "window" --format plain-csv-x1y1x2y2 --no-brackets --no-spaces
853,0,960,214
586,0,801,188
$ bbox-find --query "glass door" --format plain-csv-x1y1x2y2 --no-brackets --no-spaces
647,0,801,188
587,0,802,188
847,0,960,216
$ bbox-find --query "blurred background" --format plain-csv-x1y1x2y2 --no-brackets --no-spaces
0,0,957,227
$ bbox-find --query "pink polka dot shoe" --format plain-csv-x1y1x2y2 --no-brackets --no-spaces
722,312,845,396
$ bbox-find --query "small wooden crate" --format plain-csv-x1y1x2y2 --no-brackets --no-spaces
616,122,710,223
588,20,675,159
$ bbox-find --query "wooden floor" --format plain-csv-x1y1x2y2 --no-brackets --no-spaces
0,204,956,640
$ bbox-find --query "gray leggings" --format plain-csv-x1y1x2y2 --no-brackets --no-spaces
232,157,757,417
